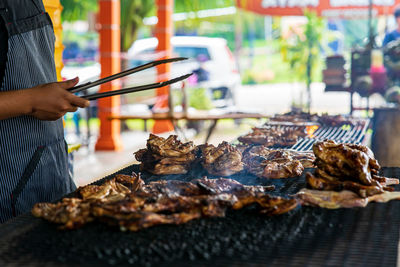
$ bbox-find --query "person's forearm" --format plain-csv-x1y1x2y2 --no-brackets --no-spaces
0,89,33,120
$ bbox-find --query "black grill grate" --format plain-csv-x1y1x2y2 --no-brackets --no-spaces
0,165,399,267
263,119,370,152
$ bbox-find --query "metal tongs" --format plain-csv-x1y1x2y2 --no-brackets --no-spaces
68,57,192,100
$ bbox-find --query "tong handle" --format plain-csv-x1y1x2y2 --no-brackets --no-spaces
68,57,188,94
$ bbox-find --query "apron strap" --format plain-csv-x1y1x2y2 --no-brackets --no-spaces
30,0,43,13
0,3,11,24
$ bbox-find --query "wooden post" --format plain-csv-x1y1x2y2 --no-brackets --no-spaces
95,0,123,151
153,0,175,134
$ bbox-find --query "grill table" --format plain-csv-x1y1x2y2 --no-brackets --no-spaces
0,165,399,267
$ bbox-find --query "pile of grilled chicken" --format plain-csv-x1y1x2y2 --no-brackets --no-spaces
269,111,319,125
269,112,362,127
135,134,197,175
32,173,298,231
135,134,315,179
198,142,244,176
306,140,398,198
238,126,306,147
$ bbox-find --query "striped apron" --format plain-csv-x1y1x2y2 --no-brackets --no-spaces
0,0,76,223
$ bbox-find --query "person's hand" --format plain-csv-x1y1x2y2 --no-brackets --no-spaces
27,77,90,121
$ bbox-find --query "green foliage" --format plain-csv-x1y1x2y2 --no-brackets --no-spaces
174,0,235,31
279,10,326,83
60,0,97,21
174,0,234,13
120,0,155,52
188,88,214,110
172,88,213,110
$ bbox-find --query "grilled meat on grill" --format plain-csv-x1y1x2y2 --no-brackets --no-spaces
199,142,244,176
306,173,384,198
31,198,93,229
243,146,304,178
238,126,306,147
287,150,316,168
269,111,319,124
345,143,380,171
33,174,297,231
296,188,400,209
79,179,131,202
313,140,374,185
135,134,197,175
269,112,363,127
372,175,400,186
143,180,205,197
303,140,398,199
317,114,359,127
147,134,196,157
140,162,190,175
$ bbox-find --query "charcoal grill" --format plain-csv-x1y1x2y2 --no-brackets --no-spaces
0,164,399,267
262,118,370,152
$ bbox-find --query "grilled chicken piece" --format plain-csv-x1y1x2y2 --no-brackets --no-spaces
372,175,400,186
200,142,244,176
144,180,205,197
313,140,373,185
345,143,380,171
317,114,358,127
114,173,145,192
287,150,316,168
296,188,400,209
192,177,274,196
140,162,189,175
238,128,281,146
238,126,305,147
255,195,299,215
135,134,197,175
147,134,196,157
135,148,195,165
243,146,304,178
303,140,398,200
79,173,144,201
32,198,93,229
270,111,319,124
79,179,131,202
306,173,384,198
190,178,290,213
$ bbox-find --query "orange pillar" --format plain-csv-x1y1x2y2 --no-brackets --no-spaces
152,0,175,134
95,0,123,151
43,0,64,81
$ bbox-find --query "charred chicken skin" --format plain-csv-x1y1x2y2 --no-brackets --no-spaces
243,146,304,178
135,134,197,175
238,126,306,147
313,140,377,185
305,140,398,198
32,173,298,231
199,142,244,176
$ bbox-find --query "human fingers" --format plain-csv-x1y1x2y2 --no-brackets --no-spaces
67,94,90,108
64,105,79,113
58,77,79,90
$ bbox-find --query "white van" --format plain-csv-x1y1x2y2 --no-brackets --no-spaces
126,36,242,107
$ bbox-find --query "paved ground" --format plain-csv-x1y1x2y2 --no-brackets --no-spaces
71,83,384,186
